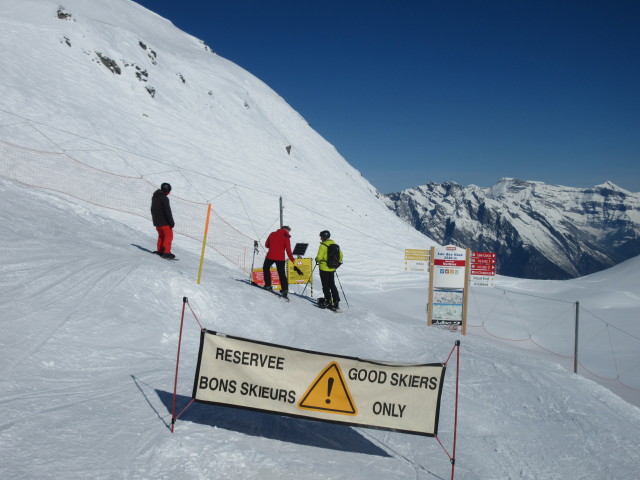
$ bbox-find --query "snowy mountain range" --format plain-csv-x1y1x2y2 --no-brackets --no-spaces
1,1,639,479
383,178,640,279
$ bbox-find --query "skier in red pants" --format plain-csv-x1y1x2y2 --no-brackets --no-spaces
151,183,175,259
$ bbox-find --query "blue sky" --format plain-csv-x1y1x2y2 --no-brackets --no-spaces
134,0,640,193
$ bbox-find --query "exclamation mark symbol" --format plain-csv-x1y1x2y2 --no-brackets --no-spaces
326,377,334,404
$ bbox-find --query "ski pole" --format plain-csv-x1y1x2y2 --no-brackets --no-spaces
335,270,349,308
249,240,259,282
301,262,317,297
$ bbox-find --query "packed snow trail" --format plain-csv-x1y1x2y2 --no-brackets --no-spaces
2,179,640,479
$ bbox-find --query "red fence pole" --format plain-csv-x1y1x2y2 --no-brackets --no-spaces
435,341,462,478
171,297,188,433
451,339,460,479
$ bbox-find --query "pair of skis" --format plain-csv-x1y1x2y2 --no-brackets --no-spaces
250,282,290,302
152,251,178,260
250,282,344,312
315,299,341,313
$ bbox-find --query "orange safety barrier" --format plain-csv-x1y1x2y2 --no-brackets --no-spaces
0,140,257,273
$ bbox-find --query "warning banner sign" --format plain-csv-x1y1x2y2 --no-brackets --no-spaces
298,362,357,415
287,258,312,284
251,268,282,290
192,330,446,436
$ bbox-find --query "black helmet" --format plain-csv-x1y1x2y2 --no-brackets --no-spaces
160,182,172,193
319,230,330,240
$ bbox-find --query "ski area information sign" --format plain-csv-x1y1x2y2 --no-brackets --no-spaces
404,248,430,272
192,330,446,436
432,245,467,289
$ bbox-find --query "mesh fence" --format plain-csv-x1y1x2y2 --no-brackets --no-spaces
0,140,257,273
2,137,639,408
466,288,640,408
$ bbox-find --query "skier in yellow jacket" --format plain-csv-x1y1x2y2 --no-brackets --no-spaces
315,230,343,311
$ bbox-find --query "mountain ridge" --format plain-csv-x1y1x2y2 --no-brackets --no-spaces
383,177,640,279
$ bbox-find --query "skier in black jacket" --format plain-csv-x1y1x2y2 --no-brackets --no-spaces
151,183,175,259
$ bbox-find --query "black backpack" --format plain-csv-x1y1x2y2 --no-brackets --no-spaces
326,243,342,269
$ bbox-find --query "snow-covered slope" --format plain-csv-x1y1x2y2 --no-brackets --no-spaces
383,178,640,279
1,1,640,478
2,174,640,479
0,0,431,278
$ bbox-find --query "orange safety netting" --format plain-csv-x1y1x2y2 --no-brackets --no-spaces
0,140,257,273
465,323,640,407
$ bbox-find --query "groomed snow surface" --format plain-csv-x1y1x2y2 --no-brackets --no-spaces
1,178,639,479
1,0,639,477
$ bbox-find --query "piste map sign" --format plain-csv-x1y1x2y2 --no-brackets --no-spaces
192,330,446,436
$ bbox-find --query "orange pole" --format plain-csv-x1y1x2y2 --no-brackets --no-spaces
197,204,212,284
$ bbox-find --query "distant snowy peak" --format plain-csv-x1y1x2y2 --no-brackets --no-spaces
592,180,630,193
383,179,640,279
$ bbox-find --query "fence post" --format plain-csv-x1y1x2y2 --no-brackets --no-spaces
197,204,212,285
573,301,580,374
171,297,188,432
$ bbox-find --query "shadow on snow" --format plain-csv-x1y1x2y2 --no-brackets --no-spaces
154,388,390,457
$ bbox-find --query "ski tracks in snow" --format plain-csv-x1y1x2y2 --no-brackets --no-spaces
0,251,137,378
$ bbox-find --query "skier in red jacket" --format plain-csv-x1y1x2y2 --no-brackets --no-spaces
262,226,295,299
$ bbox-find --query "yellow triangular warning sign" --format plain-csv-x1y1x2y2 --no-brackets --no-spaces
298,362,357,416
